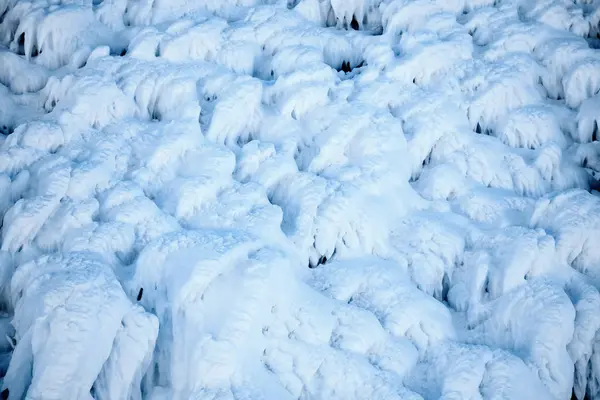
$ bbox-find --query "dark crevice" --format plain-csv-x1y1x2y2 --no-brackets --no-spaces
589,176,600,192
110,47,127,56
571,387,593,400
150,109,162,121
336,60,364,74
309,255,327,269
422,150,432,168
483,276,490,295
474,122,492,136
340,17,348,30
323,9,382,35
350,15,359,30
308,247,338,269
0,124,13,136
340,61,351,73
236,132,254,147
441,272,450,303
16,33,25,56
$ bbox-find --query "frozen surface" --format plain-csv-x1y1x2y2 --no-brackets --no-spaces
1,0,600,398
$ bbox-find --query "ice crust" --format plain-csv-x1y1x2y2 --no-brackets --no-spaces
1,0,600,398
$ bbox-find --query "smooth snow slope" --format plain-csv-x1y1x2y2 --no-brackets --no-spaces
0,0,600,399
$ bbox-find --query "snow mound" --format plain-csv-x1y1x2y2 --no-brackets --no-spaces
4,252,157,400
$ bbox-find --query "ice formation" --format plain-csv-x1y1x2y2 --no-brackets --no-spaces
0,0,600,398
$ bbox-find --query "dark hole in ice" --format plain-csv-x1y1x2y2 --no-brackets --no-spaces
441,272,450,302
337,60,364,73
483,278,490,294
309,255,328,268
350,15,359,30
1,388,8,400
16,33,25,56
475,122,482,134
137,288,143,301
422,150,432,167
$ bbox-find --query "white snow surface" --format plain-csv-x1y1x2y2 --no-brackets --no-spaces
0,0,600,399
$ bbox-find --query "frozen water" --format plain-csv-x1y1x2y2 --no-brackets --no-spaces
1,0,600,398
